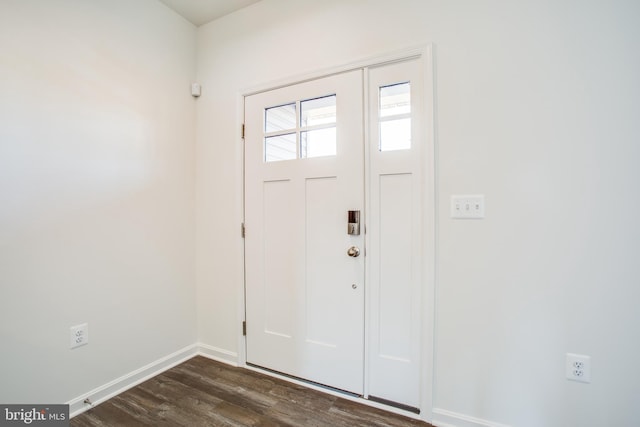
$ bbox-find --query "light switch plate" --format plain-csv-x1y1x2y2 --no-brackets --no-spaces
451,195,485,219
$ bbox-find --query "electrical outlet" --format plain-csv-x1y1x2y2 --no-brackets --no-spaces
70,323,89,349
566,353,590,383
451,195,485,219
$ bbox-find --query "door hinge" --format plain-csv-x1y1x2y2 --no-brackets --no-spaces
241,124,245,139
241,222,246,238
242,321,246,336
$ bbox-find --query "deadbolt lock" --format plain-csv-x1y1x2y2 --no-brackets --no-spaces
347,210,360,235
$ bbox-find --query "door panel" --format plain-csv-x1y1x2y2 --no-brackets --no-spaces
367,59,424,408
244,70,365,394
245,58,426,407
262,179,295,338
378,172,413,360
305,176,342,346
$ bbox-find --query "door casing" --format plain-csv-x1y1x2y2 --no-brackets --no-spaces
236,45,436,422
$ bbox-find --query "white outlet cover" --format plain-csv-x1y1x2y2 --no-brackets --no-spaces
566,353,591,383
70,323,89,349
451,195,485,219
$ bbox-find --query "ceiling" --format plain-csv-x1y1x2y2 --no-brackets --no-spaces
158,0,263,27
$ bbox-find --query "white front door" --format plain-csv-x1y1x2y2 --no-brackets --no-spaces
244,70,365,394
244,57,428,409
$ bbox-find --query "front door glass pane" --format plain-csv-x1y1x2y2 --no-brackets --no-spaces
265,133,296,162
301,127,337,158
265,103,296,133
301,95,336,127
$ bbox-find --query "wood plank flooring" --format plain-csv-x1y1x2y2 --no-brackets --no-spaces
71,356,432,427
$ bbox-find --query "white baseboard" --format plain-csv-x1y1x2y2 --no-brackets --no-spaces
432,408,512,427
68,345,510,427
197,342,239,367
67,344,198,418
67,343,241,418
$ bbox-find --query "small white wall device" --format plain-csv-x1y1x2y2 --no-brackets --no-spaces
191,83,201,98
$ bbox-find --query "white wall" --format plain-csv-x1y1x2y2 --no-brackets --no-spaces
195,1,640,426
1,0,637,424
0,0,197,404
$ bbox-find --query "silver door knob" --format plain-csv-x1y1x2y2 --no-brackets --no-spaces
347,246,360,257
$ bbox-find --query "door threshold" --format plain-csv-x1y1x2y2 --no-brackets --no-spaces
245,362,361,398
243,363,422,420
368,395,420,414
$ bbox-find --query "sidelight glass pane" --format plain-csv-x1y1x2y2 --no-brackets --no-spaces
380,118,411,151
379,82,411,151
265,103,296,133
301,127,337,158
265,133,296,162
301,95,336,127
380,82,410,118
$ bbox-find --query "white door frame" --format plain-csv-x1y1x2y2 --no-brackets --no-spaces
235,44,436,422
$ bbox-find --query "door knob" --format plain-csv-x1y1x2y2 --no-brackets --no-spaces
347,246,360,257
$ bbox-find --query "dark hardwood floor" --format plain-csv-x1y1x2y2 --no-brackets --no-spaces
71,356,432,427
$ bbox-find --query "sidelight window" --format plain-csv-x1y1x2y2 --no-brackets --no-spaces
379,82,411,151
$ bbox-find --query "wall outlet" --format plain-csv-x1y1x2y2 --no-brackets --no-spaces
70,323,89,349
450,195,485,219
566,353,590,383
